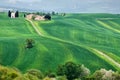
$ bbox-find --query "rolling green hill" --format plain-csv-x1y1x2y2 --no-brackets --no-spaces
0,12,120,73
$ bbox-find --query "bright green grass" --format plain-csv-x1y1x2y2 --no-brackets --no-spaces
36,13,120,64
0,37,115,73
36,18,119,60
0,12,37,37
0,12,120,73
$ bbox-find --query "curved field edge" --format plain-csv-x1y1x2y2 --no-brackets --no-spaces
35,14,120,63
0,12,120,73
0,37,116,73
88,48,120,70
28,17,120,71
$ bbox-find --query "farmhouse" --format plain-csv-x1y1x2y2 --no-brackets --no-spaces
8,10,19,18
11,12,15,18
26,14,45,21
26,14,34,19
34,15,45,21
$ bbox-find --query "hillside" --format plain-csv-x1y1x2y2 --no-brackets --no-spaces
0,12,120,73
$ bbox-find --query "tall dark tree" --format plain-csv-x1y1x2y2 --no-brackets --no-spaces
44,14,51,20
8,10,11,17
15,11,19,17
24,14,26,18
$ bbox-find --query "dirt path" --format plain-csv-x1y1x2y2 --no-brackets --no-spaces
26,19,120,69
91,48,120,68
97,20,120,33
26,19,44,36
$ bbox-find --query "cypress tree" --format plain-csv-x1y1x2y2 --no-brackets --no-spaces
24,14,26,18
8,10,11,17
15,11,19,17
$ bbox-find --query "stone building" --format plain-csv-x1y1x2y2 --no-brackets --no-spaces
26,14,45,21
11,12,15,18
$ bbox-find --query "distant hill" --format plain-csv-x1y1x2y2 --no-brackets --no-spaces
0,6,46,12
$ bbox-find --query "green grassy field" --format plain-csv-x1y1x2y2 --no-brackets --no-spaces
0,12,120,73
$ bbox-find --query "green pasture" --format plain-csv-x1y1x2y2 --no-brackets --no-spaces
0,12,120,73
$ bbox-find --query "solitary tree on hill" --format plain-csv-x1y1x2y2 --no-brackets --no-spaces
25,39,35,49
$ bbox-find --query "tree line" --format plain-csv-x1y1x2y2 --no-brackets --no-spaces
0,61,120,80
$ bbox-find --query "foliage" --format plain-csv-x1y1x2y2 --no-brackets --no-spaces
0,65,44,80
56,62,90,80
26,69,43,79
44,14,51,20
47,73,56,78
62,13,66,16
36,12,45,16
8,10,11,17
1,64,120,80
0,65,21,80
24,14,26,18
25,39,35,49
79,65,90,79
52,11,55,15
15,11,19,17
92,68,120,80
57,76,67,80
32,16,36,20
0,12,120,74
112,72,120,80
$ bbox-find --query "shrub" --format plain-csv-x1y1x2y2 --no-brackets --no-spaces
25,69,43,79
56,62,90,80
0,65,22,80
57,76,67,80
25,39,35,49
48,73,56,78
80,65,90,79
44,15,51,20
32,16,36,20
92,68,119,80
112,72,120,80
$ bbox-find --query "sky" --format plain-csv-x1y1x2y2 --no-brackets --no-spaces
0,0,120,13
